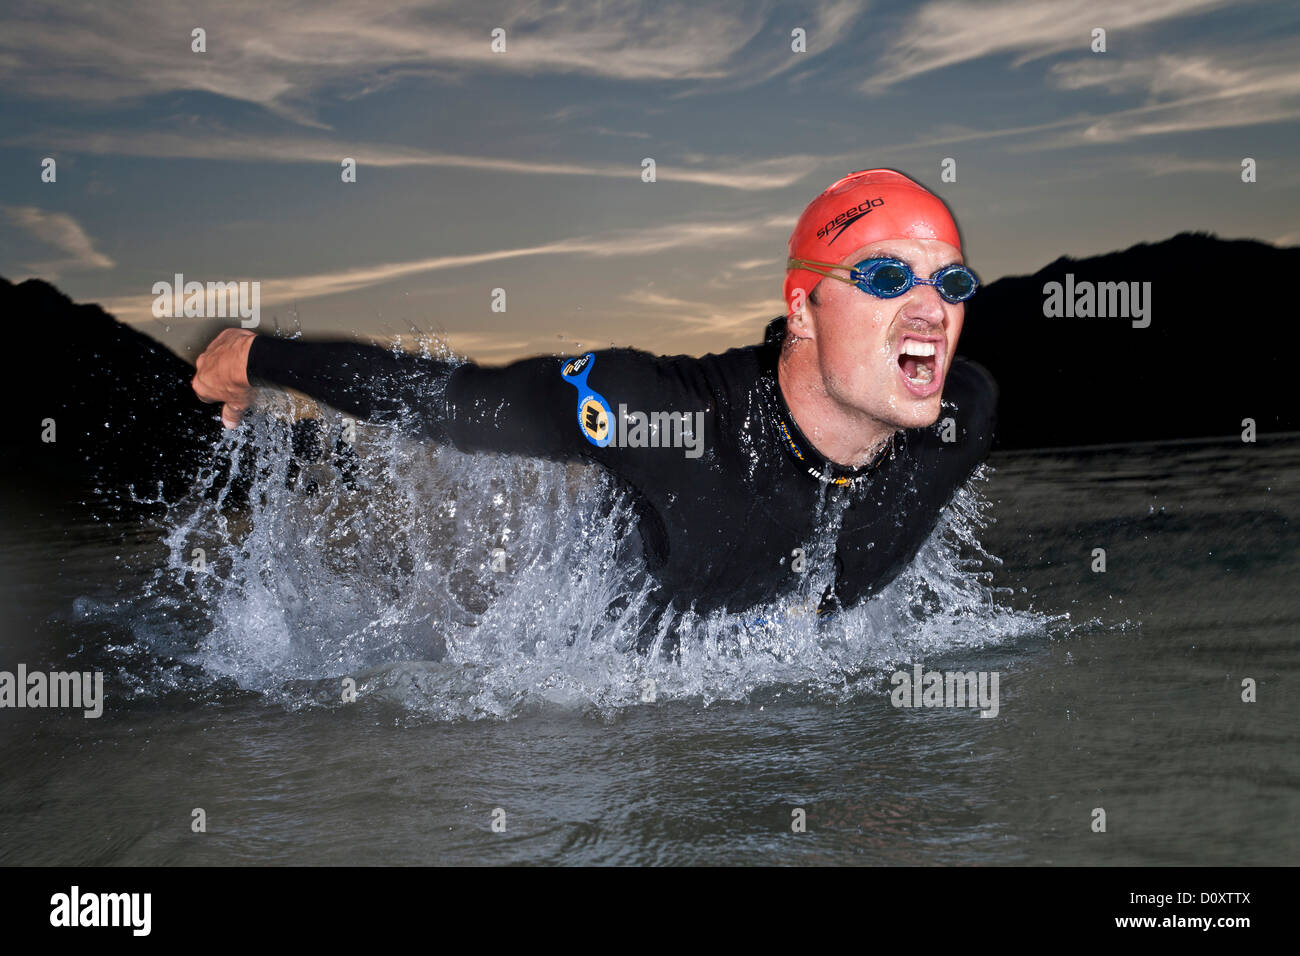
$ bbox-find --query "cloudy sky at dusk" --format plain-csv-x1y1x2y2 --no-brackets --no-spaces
1,0,1297,363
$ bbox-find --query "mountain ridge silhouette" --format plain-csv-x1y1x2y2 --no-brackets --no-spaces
958,231,1297,448
3,231,1295,501
1,274,221,503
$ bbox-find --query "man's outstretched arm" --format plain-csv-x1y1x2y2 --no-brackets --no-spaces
189,328,709,467
192,328,574,457
193,327,470,442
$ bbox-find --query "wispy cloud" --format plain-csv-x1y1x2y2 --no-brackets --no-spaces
590,126,653,139
1044,47,1300,144
622,287,777,335
420,331,537,362
99,214,791,323
852,36,1300,152
861,0,1234,92
3,207,114,279
1063,153,1246,177
0,0,848,122
13,127,820,191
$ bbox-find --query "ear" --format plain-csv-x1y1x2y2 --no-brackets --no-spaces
787,288,815,341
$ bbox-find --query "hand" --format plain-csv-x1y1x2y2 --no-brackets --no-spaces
192,328,257,429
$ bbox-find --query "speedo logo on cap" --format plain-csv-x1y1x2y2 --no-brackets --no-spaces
817,196,885,244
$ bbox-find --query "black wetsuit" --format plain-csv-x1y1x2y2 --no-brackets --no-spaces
246,317,997,638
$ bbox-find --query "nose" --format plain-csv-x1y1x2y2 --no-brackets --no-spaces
898,282,948,327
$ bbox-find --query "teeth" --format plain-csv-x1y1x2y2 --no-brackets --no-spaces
901,340,937,357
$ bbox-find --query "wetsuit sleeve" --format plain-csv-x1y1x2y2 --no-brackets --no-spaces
247,336,462,443
245,335,713,469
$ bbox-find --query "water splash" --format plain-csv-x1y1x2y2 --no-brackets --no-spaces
129,373,1057,720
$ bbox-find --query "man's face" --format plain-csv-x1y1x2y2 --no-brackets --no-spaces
800,237,966,430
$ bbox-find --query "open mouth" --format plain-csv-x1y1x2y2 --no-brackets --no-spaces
896,336,944,397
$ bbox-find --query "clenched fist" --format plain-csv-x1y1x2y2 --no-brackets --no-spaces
191,328,257,429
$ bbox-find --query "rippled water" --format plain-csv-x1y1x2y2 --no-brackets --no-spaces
1,417,1296,865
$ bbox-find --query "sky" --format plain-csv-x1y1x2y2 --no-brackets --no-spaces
1,0,1298,363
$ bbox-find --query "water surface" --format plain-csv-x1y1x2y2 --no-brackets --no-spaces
1,429,1295,865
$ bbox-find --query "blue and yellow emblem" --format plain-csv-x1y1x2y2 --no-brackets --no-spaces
560,352,614,447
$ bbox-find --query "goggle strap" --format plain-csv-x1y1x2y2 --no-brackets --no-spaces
786,257,860,286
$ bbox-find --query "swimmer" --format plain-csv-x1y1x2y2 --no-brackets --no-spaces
191,169,997,643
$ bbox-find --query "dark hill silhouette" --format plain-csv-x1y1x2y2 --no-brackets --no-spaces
1,277,359,511
958,232,1299,448
2,232,1295,507
2,276,222,503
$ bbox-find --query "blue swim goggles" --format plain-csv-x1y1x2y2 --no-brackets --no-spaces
788,256,979,303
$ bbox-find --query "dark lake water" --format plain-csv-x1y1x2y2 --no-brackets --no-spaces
1,432,1296,865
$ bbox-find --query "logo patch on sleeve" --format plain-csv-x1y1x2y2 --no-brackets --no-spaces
560,352,613,447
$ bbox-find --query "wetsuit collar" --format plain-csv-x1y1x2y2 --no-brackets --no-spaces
760,317,901,489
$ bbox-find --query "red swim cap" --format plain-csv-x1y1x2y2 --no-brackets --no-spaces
784,169,961,315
